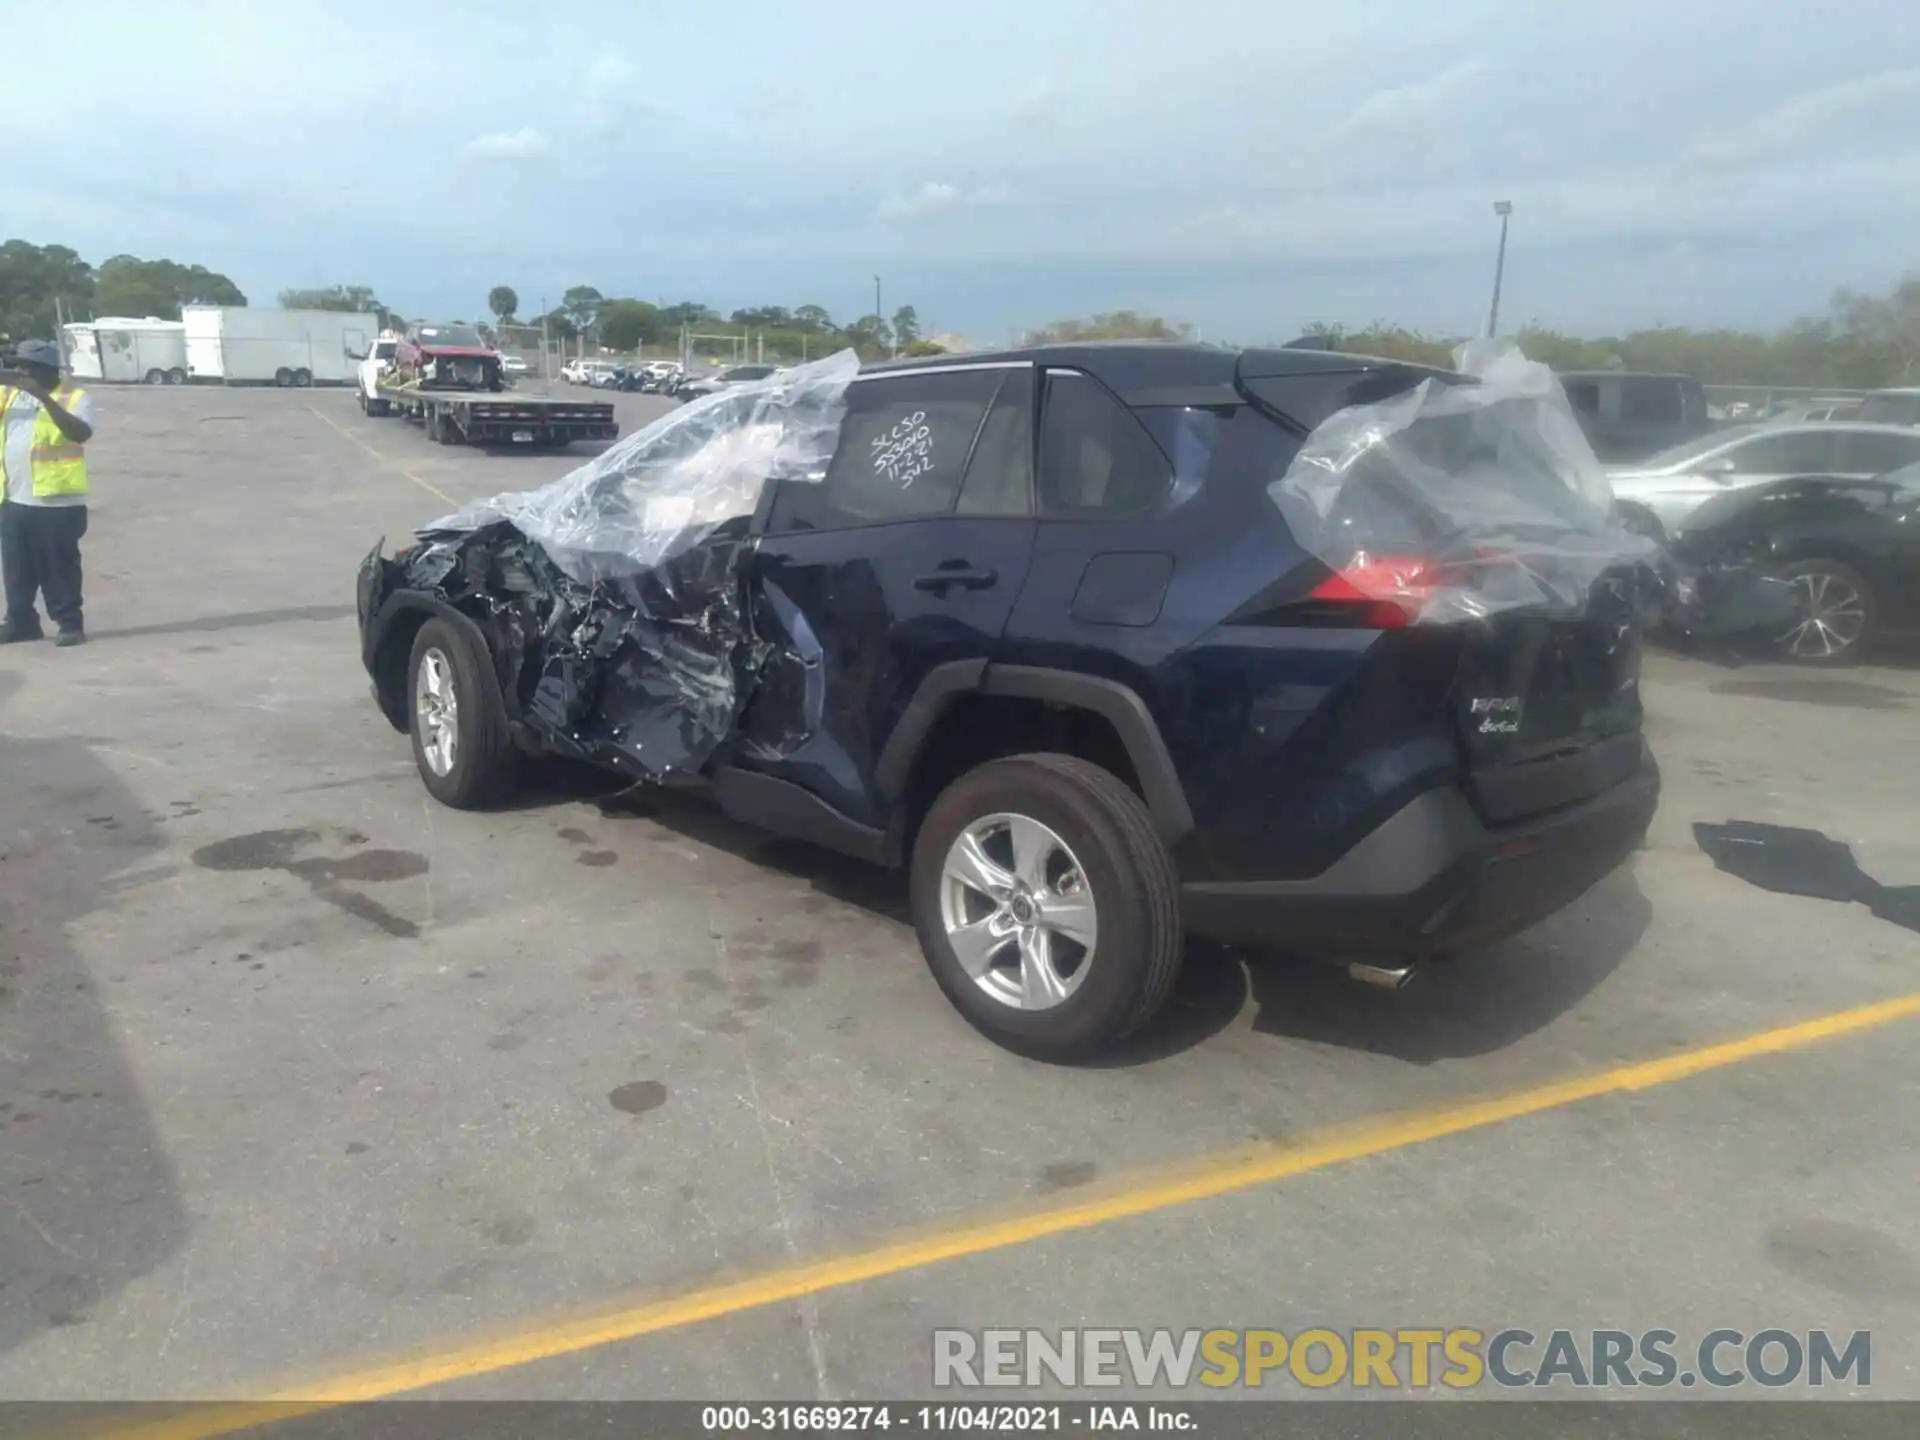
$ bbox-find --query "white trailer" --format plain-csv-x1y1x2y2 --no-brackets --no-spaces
62,318,189,385
182,306,379,387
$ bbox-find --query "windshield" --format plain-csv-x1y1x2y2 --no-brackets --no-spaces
416,324,485,348
725,366,776,381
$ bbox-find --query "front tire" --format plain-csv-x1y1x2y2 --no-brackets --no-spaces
408,619,518,808
911,754,1183,1061
1776,558,1876,665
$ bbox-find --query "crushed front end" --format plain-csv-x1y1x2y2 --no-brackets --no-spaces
356,351,858,782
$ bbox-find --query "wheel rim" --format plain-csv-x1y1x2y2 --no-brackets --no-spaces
414,647,459,776
1779,570,1866,658
939,813,1098,1011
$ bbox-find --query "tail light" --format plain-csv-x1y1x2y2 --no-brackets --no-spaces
1299,552,1443,628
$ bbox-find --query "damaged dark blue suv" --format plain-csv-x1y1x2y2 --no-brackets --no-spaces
357,344,1660,1059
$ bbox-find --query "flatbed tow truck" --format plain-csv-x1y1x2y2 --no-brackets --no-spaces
372,375,619,448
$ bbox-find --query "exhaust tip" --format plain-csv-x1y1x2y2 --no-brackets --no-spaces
1347,959,1421,990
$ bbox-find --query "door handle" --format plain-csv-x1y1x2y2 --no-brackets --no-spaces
914,566,998,593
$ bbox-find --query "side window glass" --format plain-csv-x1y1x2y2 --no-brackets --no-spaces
1561,381,1601,416
1730,432,1848,475
768,369,1000,531
1722,435,1792,474
955,371,1034,515
1037,370,1173,519
1844,430,1920,475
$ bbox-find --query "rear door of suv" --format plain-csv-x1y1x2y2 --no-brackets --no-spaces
731,362,1040,828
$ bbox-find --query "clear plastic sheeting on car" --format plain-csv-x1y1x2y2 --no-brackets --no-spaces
1268,341,1660,624
425,350,859,584
371,352,859,782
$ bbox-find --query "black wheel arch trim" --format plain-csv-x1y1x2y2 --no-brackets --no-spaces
979,664,1195,845
873,659,989,802
369,592,514,738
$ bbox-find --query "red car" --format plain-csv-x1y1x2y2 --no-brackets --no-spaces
395,322,502,391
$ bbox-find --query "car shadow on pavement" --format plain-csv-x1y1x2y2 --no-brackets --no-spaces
0,670,188,1360
581,782,1251,1058
1235,869,1653,1064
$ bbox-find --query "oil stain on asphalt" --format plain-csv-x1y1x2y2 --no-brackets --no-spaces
1695,820,1920,936
192,827,428,938
609,1080,669,1115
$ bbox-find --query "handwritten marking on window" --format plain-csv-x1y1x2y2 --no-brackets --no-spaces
872,410,934,488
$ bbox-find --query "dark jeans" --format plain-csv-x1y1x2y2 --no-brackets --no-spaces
0,500,88,634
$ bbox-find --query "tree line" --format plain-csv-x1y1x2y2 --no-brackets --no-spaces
1,240,245,338
1016,279,1920,391
1297,275,1920,391
277,282,949,362
11,233,1916,387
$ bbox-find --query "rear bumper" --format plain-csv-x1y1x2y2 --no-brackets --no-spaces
1180,750,1659,954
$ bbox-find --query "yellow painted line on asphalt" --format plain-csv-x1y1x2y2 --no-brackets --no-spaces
109,990,1920,1439
305,403,457,506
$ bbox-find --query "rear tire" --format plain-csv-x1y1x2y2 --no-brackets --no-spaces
143,368,166,386
910,753,1183,1061
407,619,519,808
166,367,187,386
274,367,293,387
1776,558,1877,665
293,368,313,387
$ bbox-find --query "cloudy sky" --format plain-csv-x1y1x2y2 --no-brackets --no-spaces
12,0,1920,343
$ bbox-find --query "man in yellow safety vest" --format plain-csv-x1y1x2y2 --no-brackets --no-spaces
1,338,98,646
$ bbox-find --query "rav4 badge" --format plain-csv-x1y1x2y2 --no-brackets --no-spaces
1471,696,1524,734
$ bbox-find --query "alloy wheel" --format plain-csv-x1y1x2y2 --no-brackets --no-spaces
1779,570,1867,660
414,647,459,776
938,813,1098,1011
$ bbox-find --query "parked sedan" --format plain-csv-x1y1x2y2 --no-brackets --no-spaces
675,363,779,401
1606,422,1920,537
1666,467,1920,663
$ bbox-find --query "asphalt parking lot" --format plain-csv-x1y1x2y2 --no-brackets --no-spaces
3,382,1920,1414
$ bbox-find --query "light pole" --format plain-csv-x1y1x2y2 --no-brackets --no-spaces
1485,200,1513,338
